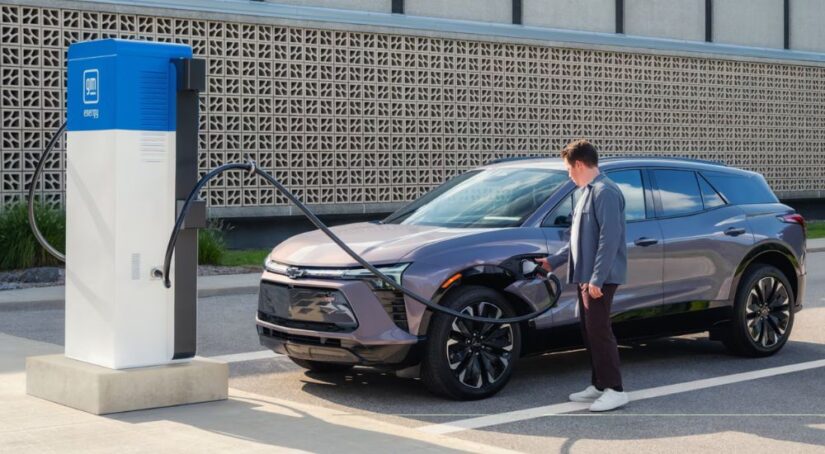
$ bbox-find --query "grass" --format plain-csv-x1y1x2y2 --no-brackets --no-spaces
198,218,232,265
219,248,270,268
0,200,65,270
807,220,825,240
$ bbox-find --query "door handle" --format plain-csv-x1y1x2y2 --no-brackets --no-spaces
724,227,747,236
634,237,659,247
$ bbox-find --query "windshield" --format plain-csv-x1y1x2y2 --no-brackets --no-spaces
384,168,568,228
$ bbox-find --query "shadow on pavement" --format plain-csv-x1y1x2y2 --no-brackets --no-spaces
286,336,825,449
108,394,471,453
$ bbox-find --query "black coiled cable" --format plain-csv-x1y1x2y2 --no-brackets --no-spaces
27,121,67,263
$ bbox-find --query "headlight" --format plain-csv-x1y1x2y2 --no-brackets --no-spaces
264,257,288,274
264,258,410,287
341,263,410,289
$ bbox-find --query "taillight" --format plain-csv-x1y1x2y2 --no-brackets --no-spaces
778,213,806,233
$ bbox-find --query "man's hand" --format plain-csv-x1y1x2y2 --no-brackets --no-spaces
587,283,603,299
535,257,552,273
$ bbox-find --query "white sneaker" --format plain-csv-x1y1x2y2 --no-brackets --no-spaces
568,385,604,403
589,388,629,412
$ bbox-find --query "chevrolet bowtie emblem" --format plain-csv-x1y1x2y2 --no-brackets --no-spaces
286,266,305,279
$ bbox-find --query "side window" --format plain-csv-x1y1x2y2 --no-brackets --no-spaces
606,170,646,221
698,174,726,209
702,171,779,205
653,170,704,217
542,190,580,227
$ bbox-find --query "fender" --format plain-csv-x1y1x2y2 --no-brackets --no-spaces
419,254,560,336
729,240,801,302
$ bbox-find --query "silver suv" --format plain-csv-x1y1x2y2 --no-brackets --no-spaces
256,157,807,400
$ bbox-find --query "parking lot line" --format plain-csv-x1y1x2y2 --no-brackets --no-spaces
206,350,284,363
418,358,825,435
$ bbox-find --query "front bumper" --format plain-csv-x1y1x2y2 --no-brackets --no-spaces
256,270,422,366
257,320,421,366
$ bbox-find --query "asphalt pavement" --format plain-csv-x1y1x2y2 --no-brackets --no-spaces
1,250,823,453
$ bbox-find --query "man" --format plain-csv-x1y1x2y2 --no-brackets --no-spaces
537,139,629,412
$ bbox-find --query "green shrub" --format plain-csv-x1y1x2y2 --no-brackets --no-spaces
0,200,65,270
198,218,230,265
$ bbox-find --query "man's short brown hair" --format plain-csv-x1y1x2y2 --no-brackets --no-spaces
561,139,599,168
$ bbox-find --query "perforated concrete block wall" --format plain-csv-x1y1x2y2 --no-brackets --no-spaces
1,3,824,215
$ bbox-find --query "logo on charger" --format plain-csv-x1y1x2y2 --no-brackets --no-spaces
83,69,99,105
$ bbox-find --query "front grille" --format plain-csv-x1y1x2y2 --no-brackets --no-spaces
258,281,357,332
257,311,352,333
257,325,343,347
373,288,409,332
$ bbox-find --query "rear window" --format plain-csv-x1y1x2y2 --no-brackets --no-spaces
701,171,779,205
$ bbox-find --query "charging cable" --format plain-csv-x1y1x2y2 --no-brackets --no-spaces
29,122,561,325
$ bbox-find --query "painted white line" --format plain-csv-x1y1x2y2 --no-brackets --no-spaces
418,358,825,435
208,350,284,363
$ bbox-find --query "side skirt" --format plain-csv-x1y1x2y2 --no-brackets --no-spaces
523,304,733,355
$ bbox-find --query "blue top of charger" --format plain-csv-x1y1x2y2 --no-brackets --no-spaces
67,39,193,132
68,38,192,60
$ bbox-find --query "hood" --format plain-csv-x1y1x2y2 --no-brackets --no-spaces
269,222,491,267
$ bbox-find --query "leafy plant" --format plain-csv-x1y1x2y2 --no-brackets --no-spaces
0,200,65,270
198,218,231,265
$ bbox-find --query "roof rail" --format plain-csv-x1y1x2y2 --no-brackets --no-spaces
483,155,728,167
484,155,551,165
600,155,727,167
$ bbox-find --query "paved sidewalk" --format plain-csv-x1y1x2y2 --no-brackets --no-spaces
0,333,516,454
0,272,260,308
807,237,825,253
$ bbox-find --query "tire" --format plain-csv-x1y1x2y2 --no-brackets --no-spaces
421,286,522,400
723,264,795,357
289,357,354,373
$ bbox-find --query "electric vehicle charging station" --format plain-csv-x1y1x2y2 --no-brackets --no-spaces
26,39,228,415
64,39,203,369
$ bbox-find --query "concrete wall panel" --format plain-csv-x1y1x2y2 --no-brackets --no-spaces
268,0,392,13
523,0,615,33
713,0,783,49
405,0,512,24
790,0,825,53
625,0,705,42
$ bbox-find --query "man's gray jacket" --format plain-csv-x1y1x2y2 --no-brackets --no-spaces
547,173,627,287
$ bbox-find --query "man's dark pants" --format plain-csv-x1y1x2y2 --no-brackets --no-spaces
577,283,623,391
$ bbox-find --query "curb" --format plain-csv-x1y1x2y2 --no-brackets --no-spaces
198,285,259,298
0,274,260,309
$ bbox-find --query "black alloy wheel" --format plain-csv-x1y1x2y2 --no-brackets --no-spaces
422,286,522,400
724,264,795,357
744,275,792,348
446,301,515,389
